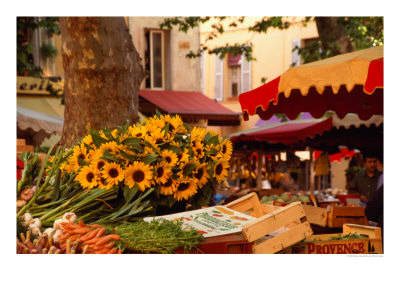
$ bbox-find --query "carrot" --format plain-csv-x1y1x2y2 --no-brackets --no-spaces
90,224,103,228
20,233,26,243
94,235,113,246
117,249,122,254
79,219,84,227
83,237,102,245
107,248,117,254
96,227,106,238
69,227,91,235
68,234,80,242
103,234,120,241
94,241,115,251
94,248,110,254
79,228,99,242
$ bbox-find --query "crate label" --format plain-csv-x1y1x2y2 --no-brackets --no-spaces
144,206,256,237
292,239,379,254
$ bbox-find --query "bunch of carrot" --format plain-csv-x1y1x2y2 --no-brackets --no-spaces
58,220,122,254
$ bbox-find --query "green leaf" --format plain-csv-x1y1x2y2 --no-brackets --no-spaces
118,149,136,161
123,184,139,203
207,135,220,146
121,137,141,147
162,122,170,134
183,163,197,177
143,154,158,165
102,127,113,140
101,150,117,162
183,123,190,132
77,156,88,167
91,131,109,148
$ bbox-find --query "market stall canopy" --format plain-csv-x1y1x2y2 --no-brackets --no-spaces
139,89,241,126
17,106,63,134
227,118,333,145
239,46,383,121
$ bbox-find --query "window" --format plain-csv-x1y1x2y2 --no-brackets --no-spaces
227,53,251,98
240,56,251,94
214,55,223,101
145,30,165,89
291,39,301,67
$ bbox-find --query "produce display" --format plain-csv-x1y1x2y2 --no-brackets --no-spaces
16,113,228,254
260,192,310,205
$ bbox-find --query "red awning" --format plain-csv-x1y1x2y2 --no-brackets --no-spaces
139,89,241,126
228,118,333,145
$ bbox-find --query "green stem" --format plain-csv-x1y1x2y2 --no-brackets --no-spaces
17,146,61,218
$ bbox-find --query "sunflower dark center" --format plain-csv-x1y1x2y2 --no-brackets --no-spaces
177,153,183,161
178,182,190,191
156,167,164,177
132,170,145,182
97,161,105,170
156,138,164,144
163,178,173,187
191,141,196,147
196,149,202,155
136,133,142,137
195,169,204,180
108,168,119,178
78,154,86,159
215,164,223,175
167,122,175,131
222,145,227,154
165,156,172,163
86,172,95,182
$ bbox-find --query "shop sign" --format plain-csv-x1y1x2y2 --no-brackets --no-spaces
144,206,256,237
293,239,379,254
17,76,63,95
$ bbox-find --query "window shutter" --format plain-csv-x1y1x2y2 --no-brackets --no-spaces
214,55,223,101
291,39,301,67
241,56,251,93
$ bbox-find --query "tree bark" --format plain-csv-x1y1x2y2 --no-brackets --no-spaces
315,17,355,56
58,17,146,147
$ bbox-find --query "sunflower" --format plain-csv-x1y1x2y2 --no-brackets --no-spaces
161,114,183,135
159,175,177,196
124,161,153,191
76,165,99,189
191,140,205,159
174,177,198,201
160,149,178,166
128,124,148,139
82,134,95,148
193,163,210,188
90,156,107,173
219,139,233,159
68,144,89,170
99,141,120,155
101,162,124,187
153,161,172,185
179,159,197,178
176,148,189,164
190,127,207,141
149,128,168,146
213,159,230,183
96,173,112,190
145,117,166,134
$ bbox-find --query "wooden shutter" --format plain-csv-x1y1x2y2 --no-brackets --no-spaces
241,56,251,93
214,55,223,101
291,39,301,67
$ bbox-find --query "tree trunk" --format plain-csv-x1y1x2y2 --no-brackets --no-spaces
315,17,355,56
58,17,146,147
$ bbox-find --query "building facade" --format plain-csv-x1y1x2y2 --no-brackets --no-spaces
200,17,319,136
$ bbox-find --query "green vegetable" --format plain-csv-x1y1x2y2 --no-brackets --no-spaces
113,220,204,254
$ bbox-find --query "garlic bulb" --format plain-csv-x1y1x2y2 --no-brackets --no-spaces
30,218,42,229
17,200,27,209
43,227,55,236
53,218,65,231
62,212,77,224
29,224,42,236
20,187,34,201
53,229,63,243
22,213,33,227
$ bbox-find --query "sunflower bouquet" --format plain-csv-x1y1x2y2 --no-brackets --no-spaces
19,113,233,226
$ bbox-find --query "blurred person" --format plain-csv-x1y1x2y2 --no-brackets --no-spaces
348,151,382,203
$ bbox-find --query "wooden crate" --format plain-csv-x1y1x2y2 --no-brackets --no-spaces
291,223,382,254
327,206,368,228
302,204,328,227
225,192,313,254
175,233,253,254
